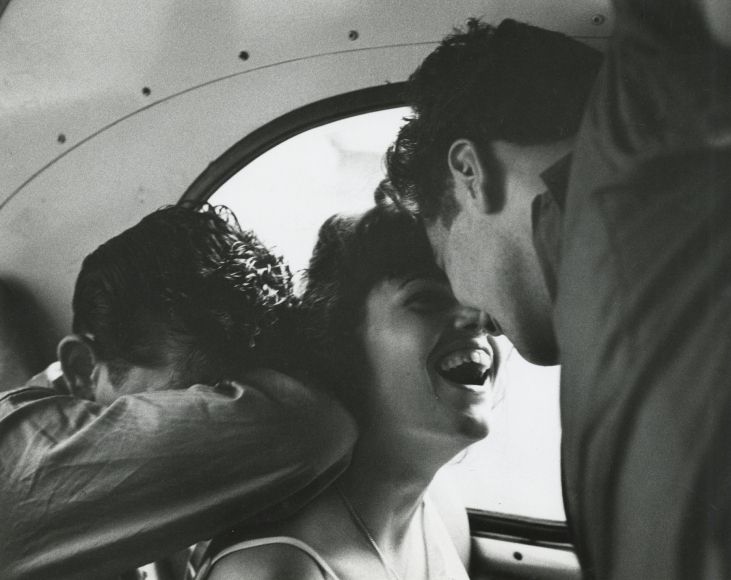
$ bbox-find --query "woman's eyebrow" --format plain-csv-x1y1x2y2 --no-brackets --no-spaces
398,272,445,289
398,275,422,289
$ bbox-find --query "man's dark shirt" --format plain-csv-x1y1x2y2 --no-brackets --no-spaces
533,153,571,302
535,2,731,578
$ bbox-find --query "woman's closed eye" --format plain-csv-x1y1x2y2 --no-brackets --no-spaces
404,288,455,313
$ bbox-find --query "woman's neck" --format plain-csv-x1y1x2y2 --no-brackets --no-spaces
336,419,458,548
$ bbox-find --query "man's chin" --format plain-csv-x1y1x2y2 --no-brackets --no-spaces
517,336,560,367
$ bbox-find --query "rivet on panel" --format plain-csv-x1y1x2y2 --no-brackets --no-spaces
142,87,152,96
348,30,359,41
239,51,250,61
591,14,606,25
513,551,523,561
57,134,66,144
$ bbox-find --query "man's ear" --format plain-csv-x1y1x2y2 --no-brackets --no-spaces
57,334,98,401
447,139,493,214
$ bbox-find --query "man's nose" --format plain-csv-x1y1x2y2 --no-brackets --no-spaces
452,306,487,334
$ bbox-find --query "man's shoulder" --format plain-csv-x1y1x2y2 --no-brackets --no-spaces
2,361,65,393
0,363,68,414
1,361,66,403
0,384,58,406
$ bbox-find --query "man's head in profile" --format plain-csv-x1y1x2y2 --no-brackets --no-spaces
386,18,602,365
58,204,297,404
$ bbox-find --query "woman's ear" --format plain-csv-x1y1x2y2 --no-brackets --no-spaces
447,139,493,214
57,334,98,400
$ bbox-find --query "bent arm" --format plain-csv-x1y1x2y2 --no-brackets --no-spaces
0,370,354,580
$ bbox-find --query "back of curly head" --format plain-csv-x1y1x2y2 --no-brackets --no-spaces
72,204,297,387
386,18,602,224
301,196,441,414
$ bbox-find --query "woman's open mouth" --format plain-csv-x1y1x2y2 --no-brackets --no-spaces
436,347,493,386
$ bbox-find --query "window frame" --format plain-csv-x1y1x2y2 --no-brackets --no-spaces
468,509,572,546
180,83,408,205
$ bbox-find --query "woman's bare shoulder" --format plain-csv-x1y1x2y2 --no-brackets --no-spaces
207,540,329,580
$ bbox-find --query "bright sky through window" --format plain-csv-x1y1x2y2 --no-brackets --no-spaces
211,108,565,521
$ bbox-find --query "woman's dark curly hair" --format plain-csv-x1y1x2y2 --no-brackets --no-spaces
386,18,602,224
301,189,442,413
73,204,298,387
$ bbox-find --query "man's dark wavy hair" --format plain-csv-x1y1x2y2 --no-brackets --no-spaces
301,190,442,414
386,18,602,224
72,204,297,387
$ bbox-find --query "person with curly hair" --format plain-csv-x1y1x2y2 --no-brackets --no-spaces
196,199,499,580
0,204,355,580
385,18,601,366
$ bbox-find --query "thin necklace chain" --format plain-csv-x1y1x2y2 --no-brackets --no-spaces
335,483,428,580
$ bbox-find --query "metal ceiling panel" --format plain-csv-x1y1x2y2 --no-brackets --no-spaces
0,0,611,356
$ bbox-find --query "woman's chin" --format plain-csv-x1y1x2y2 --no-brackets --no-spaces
431,375,493,441
455,408,491,441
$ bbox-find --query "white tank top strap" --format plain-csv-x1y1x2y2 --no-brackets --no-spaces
196,536,341,580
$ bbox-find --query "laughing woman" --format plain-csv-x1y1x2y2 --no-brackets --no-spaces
198,202,499,580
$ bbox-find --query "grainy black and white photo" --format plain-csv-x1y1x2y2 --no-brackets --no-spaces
1,1,729,579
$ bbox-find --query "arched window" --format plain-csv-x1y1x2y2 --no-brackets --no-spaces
185,91,564,523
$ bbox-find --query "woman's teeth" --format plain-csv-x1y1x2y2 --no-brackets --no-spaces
439,348,492,372
437,348,493,386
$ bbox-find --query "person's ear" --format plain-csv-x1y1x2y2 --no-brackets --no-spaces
57,334,98,401
447,139,493,214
